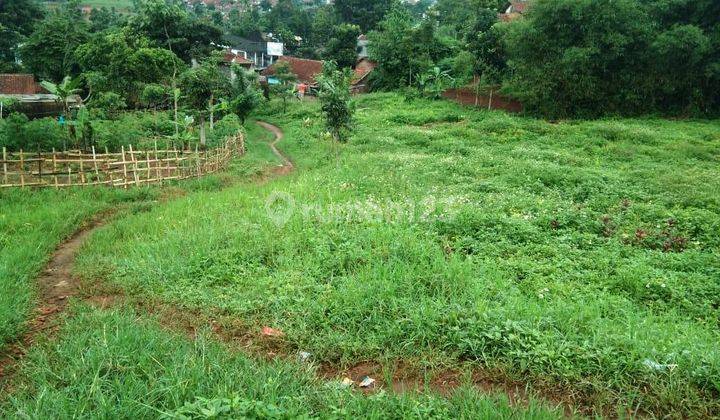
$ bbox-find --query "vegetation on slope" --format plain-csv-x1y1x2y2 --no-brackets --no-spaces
71,94,720,416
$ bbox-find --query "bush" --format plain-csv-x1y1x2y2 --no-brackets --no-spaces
0,114,66,152
208,114,242,148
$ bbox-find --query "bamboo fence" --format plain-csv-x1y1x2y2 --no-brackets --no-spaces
0,133,245,189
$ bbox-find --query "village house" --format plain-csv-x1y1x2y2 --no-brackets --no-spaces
0,74,77,118
261,56,377,94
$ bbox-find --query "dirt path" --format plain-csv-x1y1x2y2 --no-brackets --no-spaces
0,122,292,384
0,215,109,381
256,121,293,175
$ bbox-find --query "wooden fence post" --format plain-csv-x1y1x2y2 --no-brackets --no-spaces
121,145,128,189
91,146,100,183
52,148,58,188
2,147,7,186
19,149,25,188
129,145,140,186
79,153,86,185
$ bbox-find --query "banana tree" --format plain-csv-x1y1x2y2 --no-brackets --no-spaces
41,77,82,150
40,76,81,118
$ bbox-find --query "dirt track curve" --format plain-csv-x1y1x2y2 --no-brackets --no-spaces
0,122,291,383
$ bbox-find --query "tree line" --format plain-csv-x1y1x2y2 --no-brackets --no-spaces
1,0,718,119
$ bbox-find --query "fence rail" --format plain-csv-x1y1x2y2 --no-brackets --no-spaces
1,133,245,189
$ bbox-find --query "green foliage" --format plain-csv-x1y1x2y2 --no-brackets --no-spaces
91,91,127,119
140,83,169,109
334,0,397,32
129,0,223,63
417,67,454,99
368,7,455,90
0,0,44,72
270,61,298,113
20,4,89,82
324,23,361,69
75,28,183,106
0,114,66,152
505,0,720,117
82,94,720,416
228,66,262,124
429,0,501,39
317,61,355,143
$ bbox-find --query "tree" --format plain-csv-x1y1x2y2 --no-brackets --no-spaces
88,7,124,33
179,60,226,147
0,0,44,72
229,66,262,124
368,7,452,89
467,21,506,108
270,61,297,113
0,96,18,119
317,61,355,144
334,0,397,32
429,0,501,39
651,24,711,113
141,83,169,111
417,66,454,99
504,0,654,118
40,76,82,149
75,29,183,106
130,0,222,63
324,24,361,69
40,77,81,120
20,5,89,82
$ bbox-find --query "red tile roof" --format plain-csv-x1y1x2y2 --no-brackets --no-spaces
510,1,528,13
353,58,376,84
222,50,253,65
0,74,45,94
262,56,324,85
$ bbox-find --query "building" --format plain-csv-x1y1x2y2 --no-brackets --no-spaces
224,35,284,70
351,58,377,93
499,0,530,21
0,74,78,118
262,56,323,87
262,57,377,93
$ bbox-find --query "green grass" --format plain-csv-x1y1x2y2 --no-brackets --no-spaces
0,186,159,350
1,305,559,418
2,95,719,417
43,0,134,12
70,94,720,416
0,125,262,352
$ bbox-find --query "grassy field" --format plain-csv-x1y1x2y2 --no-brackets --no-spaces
43,0,134,11
2,93,719,417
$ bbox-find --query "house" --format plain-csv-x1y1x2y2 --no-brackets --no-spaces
262,56,324,87
262,57,377,94
0,74,44,95
222,49,254,70
351,58,377,93
224,34,284,70
499,0,530,21
0,74,78,118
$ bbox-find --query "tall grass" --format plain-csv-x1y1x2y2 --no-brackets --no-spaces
72,94,720,415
